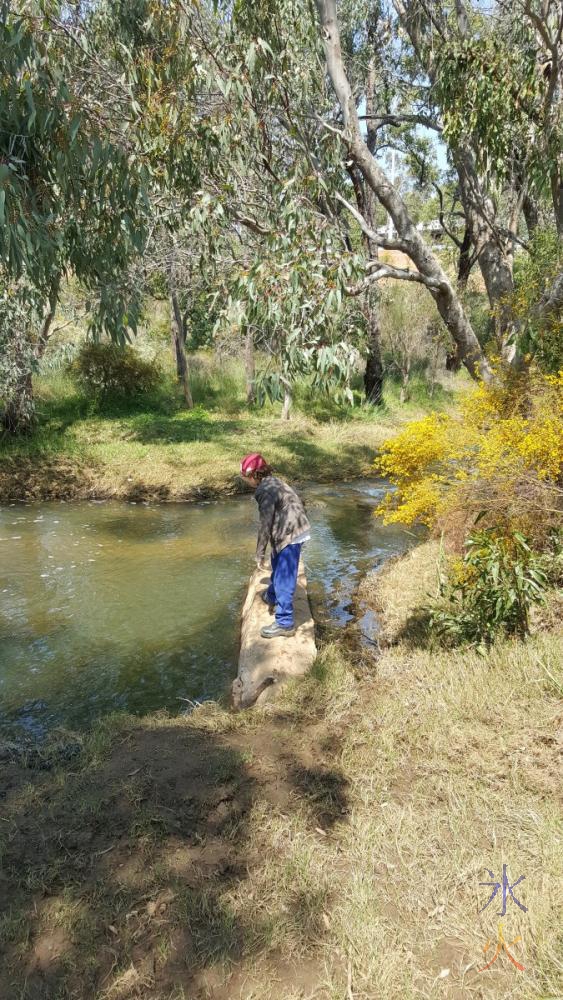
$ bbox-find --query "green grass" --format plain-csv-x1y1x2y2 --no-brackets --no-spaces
0,353,464,501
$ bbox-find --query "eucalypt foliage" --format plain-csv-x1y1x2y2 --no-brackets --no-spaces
254,336,361,412
214,194,364,414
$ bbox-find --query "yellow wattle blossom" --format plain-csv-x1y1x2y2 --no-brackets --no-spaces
375,370,563,534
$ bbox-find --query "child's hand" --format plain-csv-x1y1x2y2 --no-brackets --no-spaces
255,556,269,571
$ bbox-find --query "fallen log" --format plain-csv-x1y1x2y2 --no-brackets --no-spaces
232,563,317,710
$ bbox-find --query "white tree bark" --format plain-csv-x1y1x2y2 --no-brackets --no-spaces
315,0,493,383
281,385,292,421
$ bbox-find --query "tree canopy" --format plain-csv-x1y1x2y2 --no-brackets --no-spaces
1,0,561,430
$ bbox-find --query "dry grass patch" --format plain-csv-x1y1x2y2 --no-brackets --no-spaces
325,631,562,999
358,539,442,645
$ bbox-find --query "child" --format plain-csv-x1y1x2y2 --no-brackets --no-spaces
240,453,311,639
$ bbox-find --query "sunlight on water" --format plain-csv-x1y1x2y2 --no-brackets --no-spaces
0,482,418,737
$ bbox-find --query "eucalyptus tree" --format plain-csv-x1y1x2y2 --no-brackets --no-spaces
391,0,562,345
205,1,448,404
189,1,368,413
208,0,505,385
310,0,493,381
0,2,150,429
0,0,207,431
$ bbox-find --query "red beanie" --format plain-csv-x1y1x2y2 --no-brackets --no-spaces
240,453,269,476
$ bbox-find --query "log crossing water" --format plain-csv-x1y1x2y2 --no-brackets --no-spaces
233,563,317,709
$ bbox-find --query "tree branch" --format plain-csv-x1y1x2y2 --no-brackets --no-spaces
234,214,271,237
357,113,442,132
345,262,442,296
315,0,493,383
432,182,464,249
334,192,409,251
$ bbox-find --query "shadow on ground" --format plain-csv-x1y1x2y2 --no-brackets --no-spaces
0,708,350,999
126,413,245,446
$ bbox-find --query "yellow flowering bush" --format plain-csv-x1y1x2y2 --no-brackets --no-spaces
376,369,563,544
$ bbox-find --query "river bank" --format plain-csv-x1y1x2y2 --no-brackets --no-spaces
1,541,561,1000
0,369,460,502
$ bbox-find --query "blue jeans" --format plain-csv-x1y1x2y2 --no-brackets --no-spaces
265,543,302,628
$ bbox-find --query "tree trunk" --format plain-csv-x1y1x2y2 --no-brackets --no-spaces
362,56,384,406
452,144,515,340
170,293,193,409
551,170,563,238
2,371,34,434
168,254,193,410
363,299,384,405
315,0,493,385
457,224,474,290
399,363,411,404
446,346,462,372
523,194,539,237
170,323,183,379
244,327,256,404
281,386,292,420
36,273,61,362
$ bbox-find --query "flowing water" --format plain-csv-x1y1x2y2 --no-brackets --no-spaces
0,481,419,740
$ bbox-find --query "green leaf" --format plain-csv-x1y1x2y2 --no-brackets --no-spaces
69,115,81,144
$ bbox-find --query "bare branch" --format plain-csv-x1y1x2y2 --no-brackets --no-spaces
334,192,409,251
345,262,442,297
358,113,442,133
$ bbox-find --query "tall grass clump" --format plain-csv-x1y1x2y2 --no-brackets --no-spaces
188,354,246,412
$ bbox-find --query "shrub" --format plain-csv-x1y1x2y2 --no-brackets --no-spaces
431,529,553,649
510,228,562,374
376,368,563,547
70,341,161,399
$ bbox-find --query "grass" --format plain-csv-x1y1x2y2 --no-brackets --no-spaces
1,542,561,999
0,352,464,502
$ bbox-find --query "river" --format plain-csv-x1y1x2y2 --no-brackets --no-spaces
0,480,419,739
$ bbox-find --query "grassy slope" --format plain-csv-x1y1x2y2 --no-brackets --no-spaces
0,357,463,501
1,543,561,999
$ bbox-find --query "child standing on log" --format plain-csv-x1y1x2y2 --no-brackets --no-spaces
240,453,311,639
